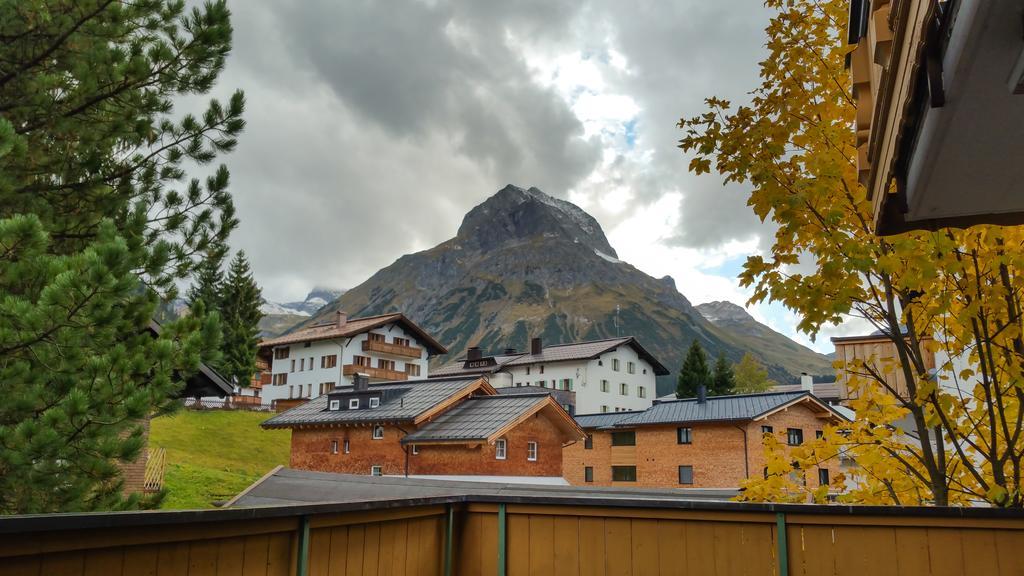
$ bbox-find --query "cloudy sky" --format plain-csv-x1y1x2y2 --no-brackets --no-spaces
199,0,859,353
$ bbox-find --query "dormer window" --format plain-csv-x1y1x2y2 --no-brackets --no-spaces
329,400,340,410
369,397,380,408
372,426,384,439
348,398,359,409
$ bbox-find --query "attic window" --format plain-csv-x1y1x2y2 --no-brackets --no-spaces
329,400,340,410
373,426,384,439
369,397,380,408
349,398,359,409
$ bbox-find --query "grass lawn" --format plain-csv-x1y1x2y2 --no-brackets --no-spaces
150,409,290,509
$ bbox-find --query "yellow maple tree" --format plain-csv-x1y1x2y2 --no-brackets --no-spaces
679,0,1024,506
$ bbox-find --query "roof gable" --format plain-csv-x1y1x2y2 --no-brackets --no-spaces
259,313,447,355
403,394,584,445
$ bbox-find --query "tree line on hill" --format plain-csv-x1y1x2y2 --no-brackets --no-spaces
676,341,776,399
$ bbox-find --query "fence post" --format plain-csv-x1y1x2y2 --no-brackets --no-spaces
497,504,507,576
296,515,310,576
444,504,454,576
776,512,789,576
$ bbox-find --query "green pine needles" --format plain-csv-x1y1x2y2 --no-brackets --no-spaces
0,0,244,513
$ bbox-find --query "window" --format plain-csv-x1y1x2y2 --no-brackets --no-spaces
601,405,610,413
331,440,339,454
787,428,803,446
539,380,548,388
394,337,410,347
272,373,288,385
761,425,773,435
378,359,396,371
322,355,338,369
369,397,380,408
329,400,340,410
349,398,359,409
344,439,350,454
637,386,646,398
539,365,545,374
816,430,824,439
309,357,313,370
405,363,421,377
818,468,830,486
288,386,294,398
354,355,372,367
515,382,523,387
584,466,594,483
584,434,593,449
300,358,305,371
619,383,628,396
627,361,636,374
611,466,637,482
369,332,385,343
370,466,382,476
678,465,694,485
411,445,419,455
561,378,574,391
526,366,531,375
495,438,507,460
303,342,312,348
600,380,610,393
372,426,384,439
290,359,295,373
612,359,620,371
306,383,311,397
527,441,538,461
677,427,692,444
274,348,290,360
611,431,636,446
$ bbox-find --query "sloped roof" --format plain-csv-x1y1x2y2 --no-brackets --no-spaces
577,392,849,429
484,337,669,375
430,354,522,377
574,411,645,430
259,313,447,355
261,377,482,428
402,394,550,443
770,381,843,402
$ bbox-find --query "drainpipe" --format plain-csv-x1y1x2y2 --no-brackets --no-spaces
734,424,749,478
396,423,411,477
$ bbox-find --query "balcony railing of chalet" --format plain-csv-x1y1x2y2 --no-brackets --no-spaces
343,363,408,381
3,491,1024,575
362,338,422,359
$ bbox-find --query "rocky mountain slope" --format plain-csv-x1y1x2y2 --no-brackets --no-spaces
695,301,834,379
260,287,346,337
302,185,832,395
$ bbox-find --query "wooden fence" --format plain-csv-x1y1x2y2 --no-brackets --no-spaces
143,448,167,493
2,496,1024,575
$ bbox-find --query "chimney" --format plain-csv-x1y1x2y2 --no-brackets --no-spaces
800,372,813,392
697,385,707,404
467,346,482,361
336,310,348,328
531,337,542,355
354,372,369,392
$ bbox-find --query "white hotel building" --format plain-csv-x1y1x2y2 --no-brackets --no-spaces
258,311,446,407
431,336,669,414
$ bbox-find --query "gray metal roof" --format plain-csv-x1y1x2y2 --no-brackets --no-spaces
402,394,548,443
503,337,669,375
228,467,740,508
610,391,826,427
261,377,480,428
430,354,522,377
574,411,644,429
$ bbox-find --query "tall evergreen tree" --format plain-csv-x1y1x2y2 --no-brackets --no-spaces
676,341,712,398
220,251,263,387
187,252,226,314
711,352,736,395
0,1,243,513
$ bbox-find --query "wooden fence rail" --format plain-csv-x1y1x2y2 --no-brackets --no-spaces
2,495,1024,575
142,448,167,493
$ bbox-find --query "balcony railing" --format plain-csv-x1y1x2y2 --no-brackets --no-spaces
343,364,408,381
362,339,422,359
3,488,1024,575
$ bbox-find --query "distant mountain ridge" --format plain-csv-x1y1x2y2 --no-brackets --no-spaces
301,185,832,395
260,287,346,336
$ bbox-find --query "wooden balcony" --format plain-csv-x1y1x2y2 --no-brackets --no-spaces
362,339,422,359
343,364,408,381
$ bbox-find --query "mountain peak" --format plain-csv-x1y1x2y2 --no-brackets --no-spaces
457,185,617,256
695,301,755,324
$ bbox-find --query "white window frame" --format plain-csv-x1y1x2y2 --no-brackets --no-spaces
600,380,610,393
372,425,384,440
349,398,359,409
329,399,340,410
495,438,507,460
637,386,646,399
344,439,350,454
369,397,380,408
620,382,628,396
411,445,419,455
527,441,538,461
370,466,382,476
330,440,339,454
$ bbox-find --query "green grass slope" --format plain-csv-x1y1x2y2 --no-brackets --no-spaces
150,410,290,509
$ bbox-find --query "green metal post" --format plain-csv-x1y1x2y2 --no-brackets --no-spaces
497,504,507,576
296,515,310,576
775,512,789,576
445,505,454,576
